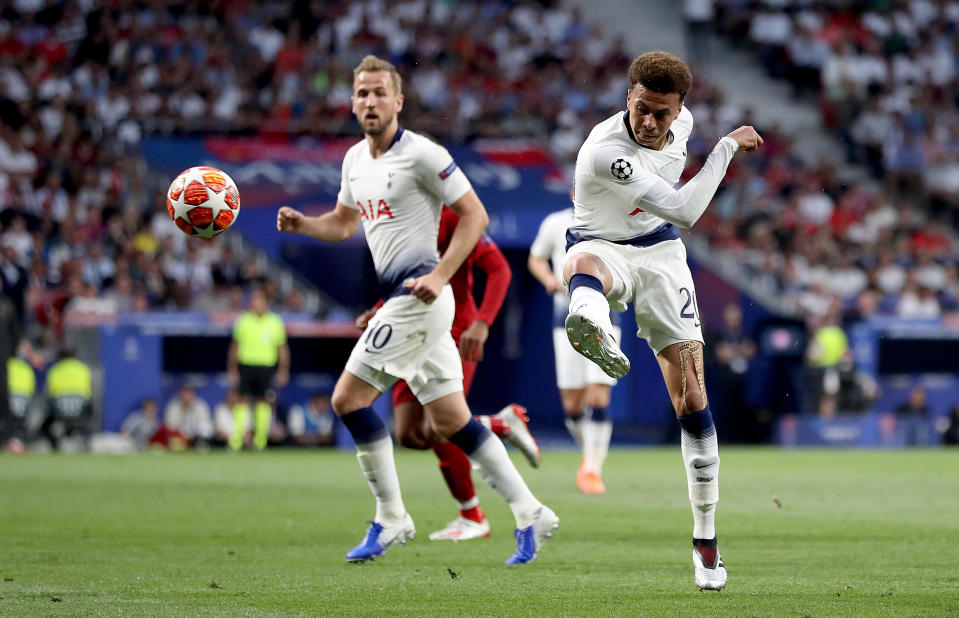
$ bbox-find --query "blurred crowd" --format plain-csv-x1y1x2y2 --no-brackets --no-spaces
690,0,959,324
3,0,959,347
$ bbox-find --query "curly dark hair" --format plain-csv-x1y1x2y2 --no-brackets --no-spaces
628,51,692,100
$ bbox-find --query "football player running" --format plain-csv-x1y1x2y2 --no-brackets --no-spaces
277,55,557,565
357,206,541,543
563,51,762,590
529,204,618,494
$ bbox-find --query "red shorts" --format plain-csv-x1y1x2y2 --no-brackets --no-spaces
392,356,477,407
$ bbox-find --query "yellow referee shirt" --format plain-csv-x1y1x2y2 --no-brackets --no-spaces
233,311,287,367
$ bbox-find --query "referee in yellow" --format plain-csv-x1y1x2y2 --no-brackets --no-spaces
227,287,290,451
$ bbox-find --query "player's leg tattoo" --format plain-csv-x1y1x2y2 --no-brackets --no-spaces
676,341,707,413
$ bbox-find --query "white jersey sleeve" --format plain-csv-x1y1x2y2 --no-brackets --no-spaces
588,136,739,228
336,146,359,207
413,139,472,206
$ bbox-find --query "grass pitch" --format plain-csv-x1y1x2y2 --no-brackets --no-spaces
1,447,957,616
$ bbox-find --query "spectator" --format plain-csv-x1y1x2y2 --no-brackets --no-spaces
212,389,242,448
163,384,214,448
707,303,758,442
286,391,336,447
894,385,930,447
121,397,160,450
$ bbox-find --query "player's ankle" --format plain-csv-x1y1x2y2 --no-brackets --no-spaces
461,506,485,523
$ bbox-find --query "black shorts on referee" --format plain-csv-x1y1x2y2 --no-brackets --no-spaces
237,364,276,399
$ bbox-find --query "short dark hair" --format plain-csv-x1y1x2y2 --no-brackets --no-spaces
628,51,692,100
353,54,403,96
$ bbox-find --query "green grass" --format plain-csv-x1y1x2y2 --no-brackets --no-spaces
1,448,957,616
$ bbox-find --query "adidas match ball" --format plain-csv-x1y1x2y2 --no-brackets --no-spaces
166,166,240,238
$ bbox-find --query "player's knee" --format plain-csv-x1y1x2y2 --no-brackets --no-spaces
330,391,359,416
560,389,585,413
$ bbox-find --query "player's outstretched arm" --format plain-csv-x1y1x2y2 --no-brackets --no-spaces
598,126,762,229
276,202,360,242
405,189,489,304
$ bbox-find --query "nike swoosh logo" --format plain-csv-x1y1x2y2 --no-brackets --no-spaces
349,176,360,181
693,462,710,469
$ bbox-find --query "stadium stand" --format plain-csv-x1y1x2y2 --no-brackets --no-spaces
2,0,958,447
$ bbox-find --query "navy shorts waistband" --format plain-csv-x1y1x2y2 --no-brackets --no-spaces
566,222,680,251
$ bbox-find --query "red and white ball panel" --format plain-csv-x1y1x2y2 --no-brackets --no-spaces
166,166,241,238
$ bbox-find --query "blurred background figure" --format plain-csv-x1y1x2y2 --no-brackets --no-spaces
163,384,213,449
227,287,289,451
895,386,930,447
804,310,849,419
707,303,757,442
40,348,93,452
121,397,160,451
286,391,336,447
4,354,35,453
939,404,959,446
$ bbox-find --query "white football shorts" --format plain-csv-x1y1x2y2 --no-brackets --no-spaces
566,238,704,355
552,326,620,389
345,284,463,404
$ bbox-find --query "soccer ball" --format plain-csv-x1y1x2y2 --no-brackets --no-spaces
166,166,240,238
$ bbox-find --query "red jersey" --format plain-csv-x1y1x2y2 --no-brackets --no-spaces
437,207,511,340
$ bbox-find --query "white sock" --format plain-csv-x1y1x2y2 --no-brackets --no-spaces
469,436,542,528
355,435,406,524
565,414,585,448
569,286,613,331
584,419,612,474
680,424,720,540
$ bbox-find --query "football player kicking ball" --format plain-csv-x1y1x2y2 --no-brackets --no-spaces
277,55,557,565
356,206,541,542
563,51,762,590
529,204,618,494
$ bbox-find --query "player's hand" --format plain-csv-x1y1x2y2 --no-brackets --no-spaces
275,368,289,388
277,206,304,233
544,276,564,295
355,307,378,329
459,320,489,362
403,271,445,304
725,126,763,152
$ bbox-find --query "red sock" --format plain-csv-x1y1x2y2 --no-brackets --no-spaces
432,440,478,515
476,414,509,437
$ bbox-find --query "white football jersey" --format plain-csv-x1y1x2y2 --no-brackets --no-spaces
571,108,693,242
337,128,472,295
530,207,574,313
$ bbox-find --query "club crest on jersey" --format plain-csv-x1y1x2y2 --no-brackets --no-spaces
610,158,633,181
357,199,394,221
438,161,458,180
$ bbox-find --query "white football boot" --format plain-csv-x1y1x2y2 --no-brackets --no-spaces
565,312,629,379
692,538,727,590
497,404,542,468
428,516,491,541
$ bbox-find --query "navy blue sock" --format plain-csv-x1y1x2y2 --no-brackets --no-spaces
676,405,716,439
340,407,388,445
446,418,493,456
569,273,603,294
590,406,608,422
